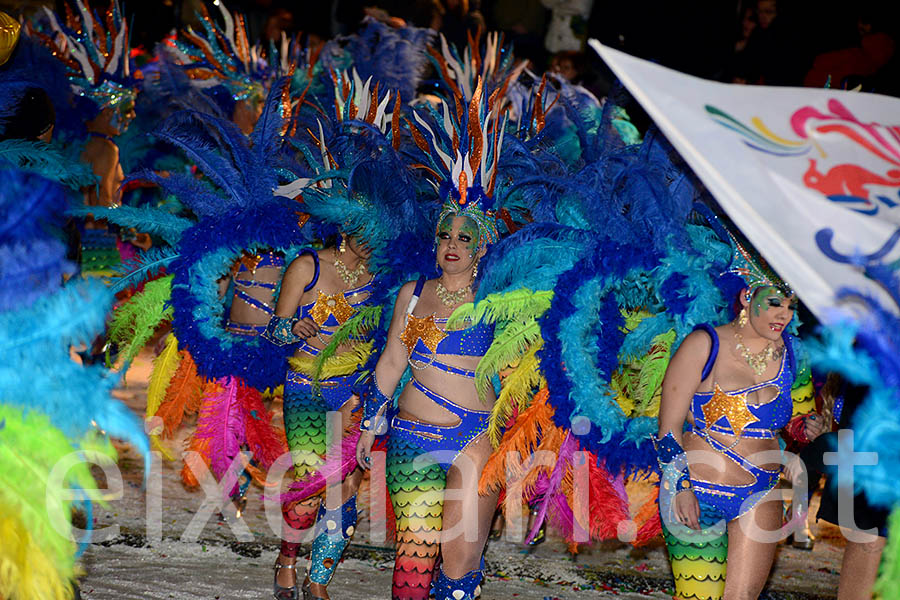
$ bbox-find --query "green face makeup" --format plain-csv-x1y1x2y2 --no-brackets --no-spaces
751,286,798,316
458,218,480,253
437,216,480,254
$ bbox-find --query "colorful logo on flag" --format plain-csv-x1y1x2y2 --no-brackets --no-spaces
707,99,900,217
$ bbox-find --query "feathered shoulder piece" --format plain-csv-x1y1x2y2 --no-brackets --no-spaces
127,78,310,388
36,0,137,111
163,0,266,104
427,30,526,104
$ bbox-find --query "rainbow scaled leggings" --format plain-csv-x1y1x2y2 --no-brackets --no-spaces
281,370,356,557
662,513,728,600
386,432,447,599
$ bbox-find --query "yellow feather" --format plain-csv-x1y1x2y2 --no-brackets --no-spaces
151,435,177,461
147,334,181,418
0,511,76,600
288,341,373,380
491,343,545,445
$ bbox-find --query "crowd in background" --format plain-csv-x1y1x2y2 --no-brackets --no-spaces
2,0,897,101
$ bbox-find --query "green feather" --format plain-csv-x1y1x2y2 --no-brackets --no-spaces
312,305,382,382
475,320,543,400
448,289,554,328
0,406,114,575
874,507,900,600
108,275,174,367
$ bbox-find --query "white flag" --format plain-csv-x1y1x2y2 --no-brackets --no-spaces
590,40,900,324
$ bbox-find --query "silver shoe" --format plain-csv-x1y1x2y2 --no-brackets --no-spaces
273,562,298,600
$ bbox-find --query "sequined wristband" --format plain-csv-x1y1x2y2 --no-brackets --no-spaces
653,431,692,493
261,315,303,346
361,378,391,435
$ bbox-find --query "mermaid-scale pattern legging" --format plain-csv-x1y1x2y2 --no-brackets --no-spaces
281,386,328,557
662,513,728,600
387,433,447,600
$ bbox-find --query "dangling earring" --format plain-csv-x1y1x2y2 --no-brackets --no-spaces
339,236,346,255
472,258,480,280
738,307,748,328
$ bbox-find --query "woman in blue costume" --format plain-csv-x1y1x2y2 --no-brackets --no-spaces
265,232,375,600
264,67,433,599
357,204,497,600
656,238,803,600
354,79,510,599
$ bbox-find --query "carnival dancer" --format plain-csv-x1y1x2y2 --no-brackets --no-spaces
655,230,808,600
264,64,435,599
36,0,145,279
265,231,375,600
354,74,517,600
160,0,268,134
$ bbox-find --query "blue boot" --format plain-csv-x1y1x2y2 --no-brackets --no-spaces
431,558,485,600
304,495,357,595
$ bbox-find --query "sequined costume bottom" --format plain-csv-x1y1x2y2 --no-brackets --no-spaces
660,434,781,600
386,433,447,600
280,370,356,558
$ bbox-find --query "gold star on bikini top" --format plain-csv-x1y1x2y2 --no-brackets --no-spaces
400,314,448,356
700,384,760,437
309,291,356,326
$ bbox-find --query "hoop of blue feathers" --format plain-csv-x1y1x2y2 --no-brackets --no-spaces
169,198,310,390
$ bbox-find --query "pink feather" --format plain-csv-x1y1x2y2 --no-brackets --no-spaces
527,432,577,543
193,376,245,481
274,424,362,504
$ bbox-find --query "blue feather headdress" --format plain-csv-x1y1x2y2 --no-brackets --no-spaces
407,77,517,247
163,1,267,107
37,0,137,115
426,30,525,104
320,17,434,104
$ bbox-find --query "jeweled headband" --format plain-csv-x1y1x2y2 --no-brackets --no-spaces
725,237,793,297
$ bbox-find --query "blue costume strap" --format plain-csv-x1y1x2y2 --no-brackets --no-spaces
225,321,267,336
692,323,719,381
304,249,320,292
702,424,776,439
783,331,796,376
408,348,476,378
413,275,427,297
232,288,274,315
361,376,391,434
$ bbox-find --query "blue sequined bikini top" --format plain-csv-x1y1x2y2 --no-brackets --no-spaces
689,323,795,438
293,250,375,327
400,277,494,370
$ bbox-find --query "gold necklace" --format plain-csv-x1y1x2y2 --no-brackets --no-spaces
435,279,471,306
733,328,783,376
334,254,367,287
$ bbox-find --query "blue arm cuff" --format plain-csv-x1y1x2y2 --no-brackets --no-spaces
361,377,391,435
262,315,303,346
653,431,692,493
